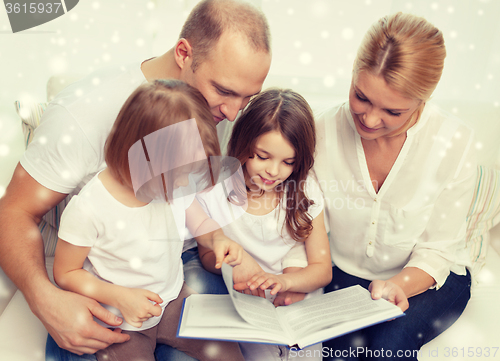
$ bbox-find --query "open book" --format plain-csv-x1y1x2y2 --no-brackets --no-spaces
177,263,404,349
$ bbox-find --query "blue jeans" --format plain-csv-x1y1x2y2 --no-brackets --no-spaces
322,266,471,361
46,247,227,361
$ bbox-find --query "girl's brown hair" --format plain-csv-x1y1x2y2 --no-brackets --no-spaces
105,79,220,200
354,12,446,136
228,88,316,242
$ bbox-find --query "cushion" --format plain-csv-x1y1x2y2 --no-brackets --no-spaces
14,101,68,257
465,165,500,275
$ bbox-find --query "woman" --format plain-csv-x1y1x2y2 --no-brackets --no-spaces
315,12,476,360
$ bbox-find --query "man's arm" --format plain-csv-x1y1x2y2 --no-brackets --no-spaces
0,164,129,355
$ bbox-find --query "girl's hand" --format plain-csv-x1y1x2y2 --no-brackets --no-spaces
273,291,307,307
246,273,290,295
115,288,163,328
213,235,244,269
368,280,409,312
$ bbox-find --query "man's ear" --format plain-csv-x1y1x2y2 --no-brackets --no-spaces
175,38,193,70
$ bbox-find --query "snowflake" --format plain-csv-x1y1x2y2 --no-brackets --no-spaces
49,56,68,74
204,342,221,359
323,75,335,88
62,135,72,144
116,220,126,230
130,257,142,270
111,32,120,44
299,52,312,65
341,28,354,40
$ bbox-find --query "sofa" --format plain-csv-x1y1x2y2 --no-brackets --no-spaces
1,78,499,361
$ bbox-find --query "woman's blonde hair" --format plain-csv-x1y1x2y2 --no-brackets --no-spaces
354,12,446,134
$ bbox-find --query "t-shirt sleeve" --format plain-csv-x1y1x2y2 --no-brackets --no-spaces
304,174,325,219
20,104,99,194
58,195,99,248
281,241,309,269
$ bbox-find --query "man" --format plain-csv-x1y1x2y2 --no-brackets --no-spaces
0,0,271,358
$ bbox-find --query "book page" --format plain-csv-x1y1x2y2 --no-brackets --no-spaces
221,263,287,333
178,294,291,345
276,285,403,343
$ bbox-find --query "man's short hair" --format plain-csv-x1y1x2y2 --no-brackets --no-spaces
179,0,271,71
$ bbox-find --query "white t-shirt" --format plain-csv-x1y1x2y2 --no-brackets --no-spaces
58,173,194,331
197,174,324,274
314,101,477,288
20,62,147,197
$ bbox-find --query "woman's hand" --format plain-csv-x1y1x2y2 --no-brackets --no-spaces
368,280,409,312
115,288,163,328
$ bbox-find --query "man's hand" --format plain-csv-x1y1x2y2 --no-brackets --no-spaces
273,291,306,307
34,287,130,355
368,280,409,312
232,251,266,298
115,288,163,328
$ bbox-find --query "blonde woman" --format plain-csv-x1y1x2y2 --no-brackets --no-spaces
314,13,476,360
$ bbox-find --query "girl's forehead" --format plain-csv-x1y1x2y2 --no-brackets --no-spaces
255,131,295,156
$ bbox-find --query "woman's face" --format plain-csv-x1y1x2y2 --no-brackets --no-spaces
349,71,421,140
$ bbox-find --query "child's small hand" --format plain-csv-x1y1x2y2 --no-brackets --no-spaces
116,288,163,328
246,273,290,295
213,235,243,269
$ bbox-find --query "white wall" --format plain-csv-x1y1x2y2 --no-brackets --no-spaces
1,0,499,193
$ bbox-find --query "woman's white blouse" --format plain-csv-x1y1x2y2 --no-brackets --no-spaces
314,102,477,288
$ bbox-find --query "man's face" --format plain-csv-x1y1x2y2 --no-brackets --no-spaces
181,32,271,124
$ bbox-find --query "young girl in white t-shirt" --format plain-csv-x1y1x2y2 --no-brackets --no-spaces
197,88,332,361
53,80,246,361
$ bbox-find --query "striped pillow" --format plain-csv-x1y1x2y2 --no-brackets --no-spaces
14,101,67,257
465,165,500,275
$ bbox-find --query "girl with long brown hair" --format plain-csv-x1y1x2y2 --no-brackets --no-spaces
197,88,332,361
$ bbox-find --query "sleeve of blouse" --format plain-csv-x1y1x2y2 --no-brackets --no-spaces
304,174,325,219
404,125,477,289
